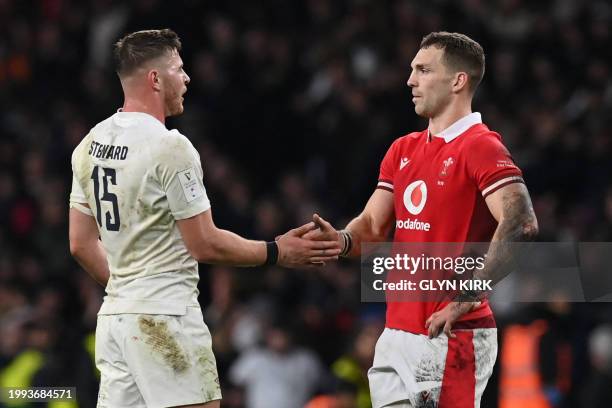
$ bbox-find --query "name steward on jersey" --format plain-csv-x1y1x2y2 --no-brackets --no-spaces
396,217,431,231
89,141,128,160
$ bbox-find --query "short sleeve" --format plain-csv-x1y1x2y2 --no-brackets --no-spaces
377,139,400,192
69,149,93,216
157,134,211,220
467,132,524,198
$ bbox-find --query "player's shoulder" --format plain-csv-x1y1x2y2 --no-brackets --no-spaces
152,128,195,154
462,123,513,161
165,128,192,144
464,123,503,144
71,124,101,163
71,114,116,156
72,132,93,154
149,129,198,168
390,130,426,149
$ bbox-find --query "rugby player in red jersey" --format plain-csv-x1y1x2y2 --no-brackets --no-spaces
307,32,538,407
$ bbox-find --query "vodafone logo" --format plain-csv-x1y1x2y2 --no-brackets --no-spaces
403,180,427,215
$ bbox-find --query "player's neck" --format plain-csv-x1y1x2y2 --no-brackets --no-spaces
121,97,166,125
428,103,472,136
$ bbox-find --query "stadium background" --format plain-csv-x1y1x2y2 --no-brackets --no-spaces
1,0,611,407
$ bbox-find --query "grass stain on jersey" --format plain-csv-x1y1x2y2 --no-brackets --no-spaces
138,316,189,373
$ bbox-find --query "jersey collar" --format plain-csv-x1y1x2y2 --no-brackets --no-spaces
429,112,482,143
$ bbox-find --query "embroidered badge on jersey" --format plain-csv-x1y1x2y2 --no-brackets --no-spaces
178,167,203,202
439,157,455,178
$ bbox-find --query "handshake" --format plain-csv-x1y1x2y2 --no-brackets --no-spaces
274,214,348,268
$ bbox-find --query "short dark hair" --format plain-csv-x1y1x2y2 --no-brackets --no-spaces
113,29,182,77
420,31,485,92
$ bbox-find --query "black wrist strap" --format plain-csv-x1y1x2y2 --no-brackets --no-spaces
264,241,279,265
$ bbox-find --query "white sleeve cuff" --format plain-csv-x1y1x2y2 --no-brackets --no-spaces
70,202,94,216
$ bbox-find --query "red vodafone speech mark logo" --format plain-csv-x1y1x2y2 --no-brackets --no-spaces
403,180,427,215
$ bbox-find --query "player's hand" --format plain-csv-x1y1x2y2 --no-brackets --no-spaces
276,222,341,268
425,301,480,339
302,214,343,266
303,214,341,243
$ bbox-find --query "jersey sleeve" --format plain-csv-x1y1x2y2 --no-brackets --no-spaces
69,147,94,216
377,138,400,192
157,134,211,220
467,132,524,198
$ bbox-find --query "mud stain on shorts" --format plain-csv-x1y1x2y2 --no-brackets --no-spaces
195,346,221,400
138,316,189,373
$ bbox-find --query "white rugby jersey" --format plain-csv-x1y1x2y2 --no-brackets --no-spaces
69,111,210,315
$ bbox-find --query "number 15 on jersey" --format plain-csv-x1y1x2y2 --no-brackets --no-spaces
91,166,121,231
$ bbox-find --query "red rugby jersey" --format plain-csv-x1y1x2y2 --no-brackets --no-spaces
377,112,523,334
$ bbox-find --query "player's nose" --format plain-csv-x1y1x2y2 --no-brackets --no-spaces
184,72,190,85
407,73,417,88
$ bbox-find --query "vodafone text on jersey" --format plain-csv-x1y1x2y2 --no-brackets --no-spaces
396,180,431,231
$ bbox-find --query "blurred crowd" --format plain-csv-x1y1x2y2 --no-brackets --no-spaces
1,0,612,407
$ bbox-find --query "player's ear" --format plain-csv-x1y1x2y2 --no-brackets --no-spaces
452,72,469,93
148,69,162,92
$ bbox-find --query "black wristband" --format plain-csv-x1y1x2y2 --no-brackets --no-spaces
264,241,279,265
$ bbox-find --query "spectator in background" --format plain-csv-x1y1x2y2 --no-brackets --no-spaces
331,321,382,408
580,325,612,408
230,318,324,408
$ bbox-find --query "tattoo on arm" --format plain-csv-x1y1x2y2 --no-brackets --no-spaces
466,187,539,299
493,189,539,243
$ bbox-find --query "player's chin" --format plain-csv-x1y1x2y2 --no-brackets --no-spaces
170,103,184,116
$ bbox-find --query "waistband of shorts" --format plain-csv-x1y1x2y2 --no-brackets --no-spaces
98,297,200,315
453,314,496,330
385,314,496,334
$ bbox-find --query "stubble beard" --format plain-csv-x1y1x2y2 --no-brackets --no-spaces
165,94,184,117
414,100,430,118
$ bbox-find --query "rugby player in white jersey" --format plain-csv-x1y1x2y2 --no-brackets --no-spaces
68,29,340,408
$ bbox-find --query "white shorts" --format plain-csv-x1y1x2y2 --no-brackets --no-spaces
95,306,222,408
368,327,497,408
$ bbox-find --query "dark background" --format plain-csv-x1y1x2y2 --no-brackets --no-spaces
1,0,611,407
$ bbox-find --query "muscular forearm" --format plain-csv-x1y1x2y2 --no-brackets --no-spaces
201,228,266,266
471,189,539,294
73,240,110,287
344,213,391,258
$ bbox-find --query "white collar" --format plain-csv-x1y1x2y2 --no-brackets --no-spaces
429,112,482,143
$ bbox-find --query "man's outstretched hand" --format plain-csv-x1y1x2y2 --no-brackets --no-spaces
275,221,341,268
304,214,341,243
302,214,344,266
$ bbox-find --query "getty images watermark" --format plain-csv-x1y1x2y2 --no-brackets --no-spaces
371,253,491,292
360,242,612,303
